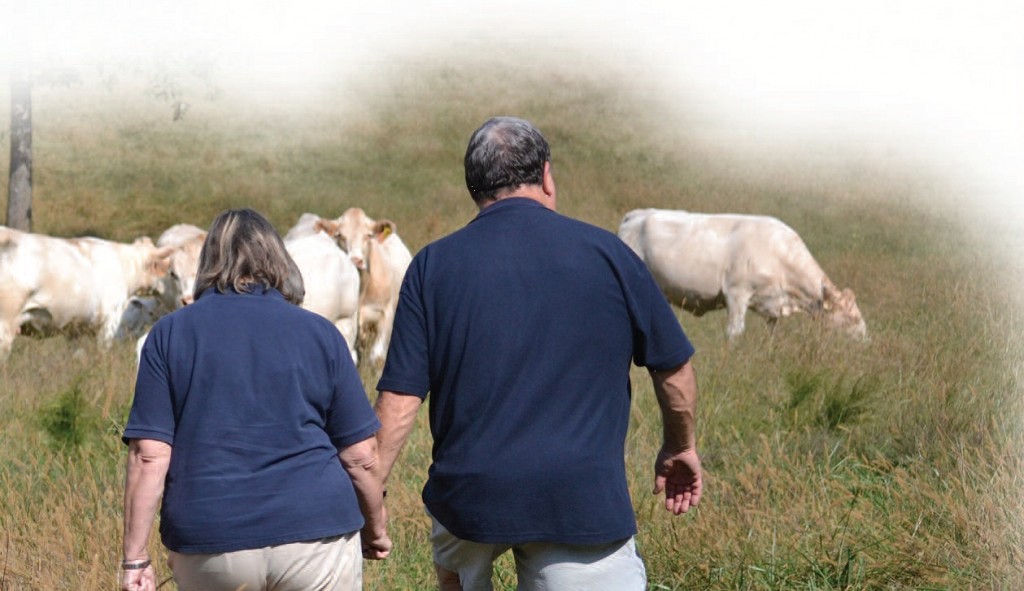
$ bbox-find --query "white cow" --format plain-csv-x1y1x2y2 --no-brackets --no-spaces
155,223,207,308
617,209,867,340
284,231,362,364
283,213,332,242
133,224,207,363
0,227,174,362
318,208,412,366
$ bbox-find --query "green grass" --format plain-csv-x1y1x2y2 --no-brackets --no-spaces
1,51,1022,589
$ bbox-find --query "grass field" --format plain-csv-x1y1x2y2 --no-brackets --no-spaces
1,53,1022,589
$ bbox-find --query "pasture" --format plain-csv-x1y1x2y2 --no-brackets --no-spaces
1,54,1022,589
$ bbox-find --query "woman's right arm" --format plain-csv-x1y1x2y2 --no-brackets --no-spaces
122,438,171,591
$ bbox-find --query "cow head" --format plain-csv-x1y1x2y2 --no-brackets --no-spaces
167,248,197,306
144,244,180,310
824,286,868,340
151,228,207,310
148,245,174,275
325,208,402,273
172,235,205,307
333,207,376,271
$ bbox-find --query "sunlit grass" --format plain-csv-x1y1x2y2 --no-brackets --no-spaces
1,53,1022,589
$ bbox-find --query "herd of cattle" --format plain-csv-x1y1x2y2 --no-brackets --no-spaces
0,207,866,366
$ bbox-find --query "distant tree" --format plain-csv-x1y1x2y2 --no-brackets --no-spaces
4,54,220,231
145,55,221,122
7,63,32,231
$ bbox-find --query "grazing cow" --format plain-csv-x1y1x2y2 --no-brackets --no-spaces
317,208,412,366
617,209,867,340
133,224,207,364
284,231,361,364
154,223,207,309
0,227,173,362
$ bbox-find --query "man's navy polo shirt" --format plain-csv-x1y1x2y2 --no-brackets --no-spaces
125,285,380,554
378,198,694,545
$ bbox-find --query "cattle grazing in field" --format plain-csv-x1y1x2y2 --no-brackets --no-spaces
617,209,867,340
133,223,207,362
0,227,175,362
314,208,413,366
154,223,207,309
284,230,362,364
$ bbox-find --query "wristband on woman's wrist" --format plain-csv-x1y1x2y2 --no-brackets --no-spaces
121,558,151,570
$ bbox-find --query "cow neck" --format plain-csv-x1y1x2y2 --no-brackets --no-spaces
359,237,389,299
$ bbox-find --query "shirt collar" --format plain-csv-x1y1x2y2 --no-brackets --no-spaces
196,283,284,301
470,197,548,224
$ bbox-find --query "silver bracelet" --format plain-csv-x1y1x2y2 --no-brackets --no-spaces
121,559,151,570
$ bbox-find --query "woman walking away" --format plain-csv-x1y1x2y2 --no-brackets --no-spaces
121,208,390,591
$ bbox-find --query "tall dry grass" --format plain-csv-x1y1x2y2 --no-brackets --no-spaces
1,52,1022,589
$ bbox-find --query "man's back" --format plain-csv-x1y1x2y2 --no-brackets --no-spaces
379,197,693,544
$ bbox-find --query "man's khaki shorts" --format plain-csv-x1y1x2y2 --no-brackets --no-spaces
429,511,647,591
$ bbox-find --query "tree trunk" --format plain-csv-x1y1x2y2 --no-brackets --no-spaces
7,65,32,231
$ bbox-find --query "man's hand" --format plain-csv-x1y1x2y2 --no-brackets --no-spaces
653,447,703,515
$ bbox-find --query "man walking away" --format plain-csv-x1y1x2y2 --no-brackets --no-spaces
375,116,702,590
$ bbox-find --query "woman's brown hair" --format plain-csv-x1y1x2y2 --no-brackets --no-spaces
192,208,304,305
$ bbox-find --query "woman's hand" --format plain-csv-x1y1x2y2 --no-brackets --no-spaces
120,562,157,591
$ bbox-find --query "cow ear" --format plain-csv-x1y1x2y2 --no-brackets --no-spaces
157,244,175,257
148,245,175,276
148,255,171,277
374,220,396,242
315,218,339,236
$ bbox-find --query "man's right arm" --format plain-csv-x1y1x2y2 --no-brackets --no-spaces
374,390,424,485
650,359,703,515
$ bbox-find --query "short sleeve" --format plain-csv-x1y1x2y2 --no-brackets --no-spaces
620,247,695,371
123,325,177,445
376,255,431,398
324,332,380,449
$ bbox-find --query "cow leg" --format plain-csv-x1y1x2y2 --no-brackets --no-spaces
0,321,16,363
98,308,123,347
369,310,393,367
725,290,752,339
0,292,23,362
335,317,360,366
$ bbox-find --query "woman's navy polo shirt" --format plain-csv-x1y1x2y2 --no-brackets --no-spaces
124,285,380,554
378,198,694,545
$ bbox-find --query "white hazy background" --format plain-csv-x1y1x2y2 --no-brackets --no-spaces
6,0,1023,260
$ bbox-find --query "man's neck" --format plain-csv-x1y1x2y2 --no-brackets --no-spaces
478,185,553,212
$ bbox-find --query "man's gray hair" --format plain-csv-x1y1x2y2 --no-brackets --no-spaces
464,117,551,203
